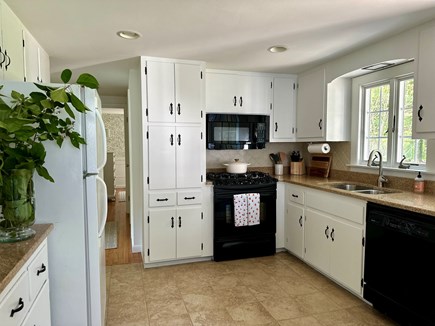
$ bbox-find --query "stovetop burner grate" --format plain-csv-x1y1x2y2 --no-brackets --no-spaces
206,171,277,186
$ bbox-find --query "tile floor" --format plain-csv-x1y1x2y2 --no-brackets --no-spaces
105,252,398,325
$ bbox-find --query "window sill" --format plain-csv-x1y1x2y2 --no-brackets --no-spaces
347,164,435,179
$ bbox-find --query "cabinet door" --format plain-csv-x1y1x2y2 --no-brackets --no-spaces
22,282,51,326
149,209,177,261
176,126,202,188
304,208,330,274
177,206,202,259
329,218,363,294
23,30,39,82
175,63,202,123
296,67,325,140
285,202,304,259
1,3,24,81
38,46,50,83
271,77,296,141
414,26,435,135
146,61,175,122
148,126,176,189
241,75,272,114
205,72,240,113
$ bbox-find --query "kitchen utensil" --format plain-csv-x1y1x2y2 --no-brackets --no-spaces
223,159,251,173
269,153,277,164
290,151,301,162
279,152,287,164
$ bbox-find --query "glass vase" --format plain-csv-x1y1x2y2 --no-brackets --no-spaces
0,169,36,242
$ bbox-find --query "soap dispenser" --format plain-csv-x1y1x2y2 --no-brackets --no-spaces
414,172,425,193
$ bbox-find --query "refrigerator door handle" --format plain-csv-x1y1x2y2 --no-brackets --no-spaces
95,109,107,171
97,176,108,238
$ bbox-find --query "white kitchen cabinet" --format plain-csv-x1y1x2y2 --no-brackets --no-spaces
206,70,272,114
148,206,203,262
146,60,202,123
296,67,350,141
414,25,435,138
304,189,365,294
284,184,304,259
0,1,25,81
0,240,51,326
270,76,297,142
148,125,202,190
23,29,50,83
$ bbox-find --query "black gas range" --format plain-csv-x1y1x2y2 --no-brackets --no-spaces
207,171,277,261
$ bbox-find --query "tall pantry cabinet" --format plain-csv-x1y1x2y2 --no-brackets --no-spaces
141,57,208,266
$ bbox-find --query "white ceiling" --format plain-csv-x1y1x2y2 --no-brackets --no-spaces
6,0,435,96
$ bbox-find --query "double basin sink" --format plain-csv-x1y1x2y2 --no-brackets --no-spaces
326,183,400,195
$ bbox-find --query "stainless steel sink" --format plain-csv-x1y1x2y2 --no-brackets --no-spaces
326,183,400,195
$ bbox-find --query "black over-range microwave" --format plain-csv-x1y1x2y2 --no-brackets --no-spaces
206,114,269,150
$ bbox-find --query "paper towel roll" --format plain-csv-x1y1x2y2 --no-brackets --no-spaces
307,143,330,154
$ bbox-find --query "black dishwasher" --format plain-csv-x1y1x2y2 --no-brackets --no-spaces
364,202,435,326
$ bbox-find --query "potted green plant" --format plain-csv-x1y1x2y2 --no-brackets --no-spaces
0,69,99,242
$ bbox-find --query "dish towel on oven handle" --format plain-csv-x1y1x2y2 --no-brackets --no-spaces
233,194,248,227
247,193,260,225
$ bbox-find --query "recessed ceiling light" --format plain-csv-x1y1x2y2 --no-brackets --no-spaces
117,30,141,40
268,46,287,53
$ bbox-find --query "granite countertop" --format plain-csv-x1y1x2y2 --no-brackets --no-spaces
276,174,435,217
0,224,53,294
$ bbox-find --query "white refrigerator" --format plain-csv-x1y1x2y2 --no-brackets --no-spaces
1,82,108,326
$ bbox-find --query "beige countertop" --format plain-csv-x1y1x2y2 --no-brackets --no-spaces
0,224,53,294
276,174,435,217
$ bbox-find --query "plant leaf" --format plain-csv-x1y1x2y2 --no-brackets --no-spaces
50,88,68,103
76,73,99,89
36,166,54,182
64,103,75,119
69,93,87,112
34,83,56,92
61,69,72,84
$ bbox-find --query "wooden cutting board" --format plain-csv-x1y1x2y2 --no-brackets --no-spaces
308,155,332,178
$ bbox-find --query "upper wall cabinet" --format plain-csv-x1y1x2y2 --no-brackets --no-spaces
206,70,272,115
414,25,435,138
296,67,350,141
23,29,50,83
270,76,297,142
0,1,24,81
145,60,203,123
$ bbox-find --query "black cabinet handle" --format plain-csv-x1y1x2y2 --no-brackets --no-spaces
184,196,195,200
0,47,5,68
169,103,174,115
177,103,181,115
37,263,46,276
418,105,423,122
10,298,24,317
292,194,298,198
233,96,237,106
331,228,335,242
156,198,168,202
318,119,323,130
170,134,174,146
177,134,181,146
299,216,303,227
275,122,278,132
171,217,174,228
325,225,329,239
178,216,182,228
239,96,243,107
4,50,10,70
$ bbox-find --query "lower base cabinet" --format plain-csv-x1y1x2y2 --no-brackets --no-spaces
284,184,304,259
148,207,203,262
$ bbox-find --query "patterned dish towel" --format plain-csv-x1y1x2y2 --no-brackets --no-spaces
233,194,248,227
247,193,260,225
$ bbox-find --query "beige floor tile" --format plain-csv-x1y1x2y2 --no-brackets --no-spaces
346,305,399,325
149,314,193,326
214,285,257,307
323,284,365,309
182,291,226,313
147,298,189,321
276,278,319,297
106,299,149,326
210,273,245,290
312,308,364,326
108,282,146,304
189,309,239,325
260,296,307,320
144,278,182,302
295,292,341,315
227,301,278,325
278,316,323,326
246,281,291,301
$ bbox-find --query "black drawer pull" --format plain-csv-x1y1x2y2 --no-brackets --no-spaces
299,216,303,227
179,216,182,227
156,198,168,202
184,196,196,200
233,96,237,106
275,122,278,132
292,194,299,198
239,96,243,107
325,226,329,239
418,105,423,122
37,263,46,276
171,217,174,228
331,228,335,242
10,298,24,317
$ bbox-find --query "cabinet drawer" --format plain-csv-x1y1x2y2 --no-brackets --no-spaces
149,192,176,207
177,190,202,205
306,190,365,224
287,187,304,205
28,244,48,302
22,282,51,326
0,271,30,326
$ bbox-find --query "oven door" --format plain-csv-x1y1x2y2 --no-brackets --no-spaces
213,183,276,261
